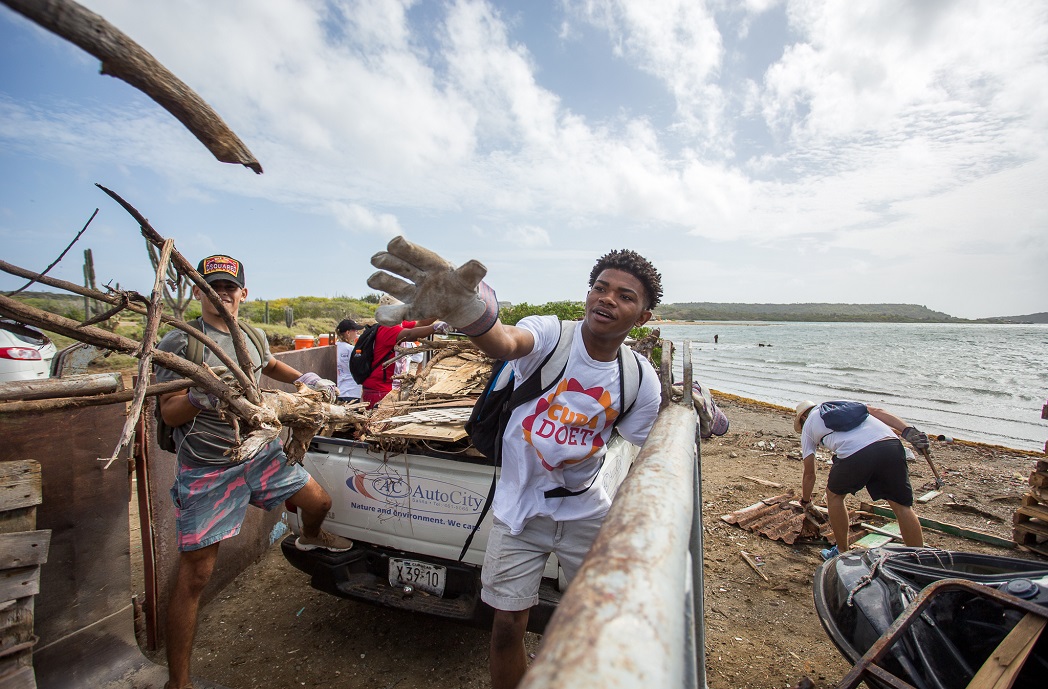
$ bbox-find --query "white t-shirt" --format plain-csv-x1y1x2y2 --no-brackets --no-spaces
336,340,362,399
492,316,661,534
800,405,897,459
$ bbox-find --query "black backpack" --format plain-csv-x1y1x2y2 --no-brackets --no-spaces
154,318,267,453
458,320,642,559
349,323,386,385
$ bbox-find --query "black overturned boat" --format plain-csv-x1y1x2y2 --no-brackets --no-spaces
813,546,1048,689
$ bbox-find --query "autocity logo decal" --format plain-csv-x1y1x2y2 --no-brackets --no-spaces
346,472,485,515
347,472,409,500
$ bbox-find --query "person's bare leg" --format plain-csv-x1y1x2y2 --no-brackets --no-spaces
490,608,531,689
887,500,924,546
825,489,851,550
166,543,219,689
288,477,332,538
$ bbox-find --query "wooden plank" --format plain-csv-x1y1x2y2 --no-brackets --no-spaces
966,612,1046,689
853,521,901,548
0,665,36,689
861,502,1016,548
860,522,903,541
376,423,468,442
0,567,39,602
1013,517,1048,538
742,476,783,489
1030,471,1048,489
0,372,122,402
739,551,769,581
916,490,942,504
0,462,41,513
0,510,35,536
0,531,50,569
1021,493,1048,513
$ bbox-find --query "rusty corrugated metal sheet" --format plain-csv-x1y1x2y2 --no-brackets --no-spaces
720,493,832,544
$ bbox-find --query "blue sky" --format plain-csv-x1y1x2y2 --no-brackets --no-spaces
1,0,1045,319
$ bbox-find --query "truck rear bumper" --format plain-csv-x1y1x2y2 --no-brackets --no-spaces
279,534,560,633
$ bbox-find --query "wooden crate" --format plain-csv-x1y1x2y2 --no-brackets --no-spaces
0,460,48,689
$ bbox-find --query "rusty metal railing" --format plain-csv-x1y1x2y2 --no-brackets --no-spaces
521,343,706,689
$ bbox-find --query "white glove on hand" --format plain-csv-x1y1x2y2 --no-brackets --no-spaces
295,372,338,402
901,426,930,453
187,366,237,411
432,320,451,335
367,236,499,337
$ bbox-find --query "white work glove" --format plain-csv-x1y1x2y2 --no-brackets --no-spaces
187,366,237,411
367,236,499,337
901,426,930,453
432,320,451,335
295,372,338,403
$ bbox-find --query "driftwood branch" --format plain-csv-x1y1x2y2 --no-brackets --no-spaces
2,0,262,173
0,294,269,425
0,378,191,414
0,259,255,395
4,208,98,297
94,184,261,403
102,239,173,468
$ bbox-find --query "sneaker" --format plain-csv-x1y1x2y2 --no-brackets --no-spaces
296,530,354,552
821,545,839,561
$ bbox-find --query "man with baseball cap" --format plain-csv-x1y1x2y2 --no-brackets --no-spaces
335,318,364,403
794,400,929,560
155,254,349,689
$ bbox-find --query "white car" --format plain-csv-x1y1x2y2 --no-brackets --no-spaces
0,320,57,382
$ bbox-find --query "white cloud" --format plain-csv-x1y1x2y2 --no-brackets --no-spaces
1,0,1045,317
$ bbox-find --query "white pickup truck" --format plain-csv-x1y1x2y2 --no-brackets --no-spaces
280,431,642,633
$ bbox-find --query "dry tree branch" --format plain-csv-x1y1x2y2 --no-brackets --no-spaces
1,0,262,173
102,239,173,468
94,184,261,405
4,208,98,297
0,379,192,414
0,259,256,396
0,293,268,424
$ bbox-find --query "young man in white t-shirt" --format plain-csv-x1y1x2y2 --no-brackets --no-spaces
367,237,663,689
794,400,931,560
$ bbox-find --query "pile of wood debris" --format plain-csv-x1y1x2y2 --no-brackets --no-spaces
357,330,662,455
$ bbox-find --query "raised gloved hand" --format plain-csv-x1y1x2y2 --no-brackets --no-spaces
431,320,451,335
367,236,499,337
187,366,237,411
295,372,338,402
901,426,930,453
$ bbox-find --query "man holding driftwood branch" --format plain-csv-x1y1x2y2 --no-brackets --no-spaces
154,254,351,689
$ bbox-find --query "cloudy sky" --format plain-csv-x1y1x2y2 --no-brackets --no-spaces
1,0,1045,319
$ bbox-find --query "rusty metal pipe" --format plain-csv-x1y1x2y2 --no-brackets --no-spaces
521,397,699,689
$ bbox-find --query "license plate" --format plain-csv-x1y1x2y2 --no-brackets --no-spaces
388,558,446,597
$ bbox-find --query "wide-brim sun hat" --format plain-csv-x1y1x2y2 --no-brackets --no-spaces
794,400,817,433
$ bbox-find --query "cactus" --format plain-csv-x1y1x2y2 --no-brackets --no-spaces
145,239,192,320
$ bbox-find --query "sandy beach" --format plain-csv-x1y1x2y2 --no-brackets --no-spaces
171,393,1046,689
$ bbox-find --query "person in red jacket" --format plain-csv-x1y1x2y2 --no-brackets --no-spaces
360,296,448,408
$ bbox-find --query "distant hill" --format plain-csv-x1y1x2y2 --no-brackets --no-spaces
653,302,962,323
971,312,1048,324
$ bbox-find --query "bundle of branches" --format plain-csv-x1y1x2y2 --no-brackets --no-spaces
0,185,363,466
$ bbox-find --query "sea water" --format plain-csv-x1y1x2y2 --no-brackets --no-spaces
659,322,1048,452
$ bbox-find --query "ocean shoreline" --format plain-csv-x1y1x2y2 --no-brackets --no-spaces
710,389,1046,457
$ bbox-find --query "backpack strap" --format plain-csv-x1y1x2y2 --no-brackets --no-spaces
542,339,643,500
458,320,575,562
185,317,266,371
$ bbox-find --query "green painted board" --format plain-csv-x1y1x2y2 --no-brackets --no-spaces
864,504,1015,548
853,521,900,548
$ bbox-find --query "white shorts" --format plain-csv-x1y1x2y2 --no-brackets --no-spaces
480,514,603,611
